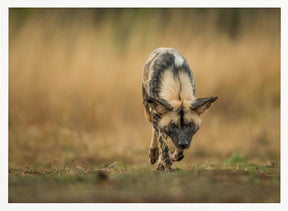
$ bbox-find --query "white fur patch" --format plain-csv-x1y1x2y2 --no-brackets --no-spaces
173,52,185,67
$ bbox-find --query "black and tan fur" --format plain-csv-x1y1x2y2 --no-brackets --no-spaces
142,48,217,171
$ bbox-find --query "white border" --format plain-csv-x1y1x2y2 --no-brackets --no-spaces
1,0,288,211
4,0,288,8
280,0,288,208
0,1,9,211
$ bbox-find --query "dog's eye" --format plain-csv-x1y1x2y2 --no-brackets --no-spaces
170,123,177,129
188,122,194,128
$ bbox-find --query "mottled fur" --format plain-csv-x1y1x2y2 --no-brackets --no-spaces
142,48,217,171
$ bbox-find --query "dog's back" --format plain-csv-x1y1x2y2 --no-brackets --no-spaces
142,48,196,118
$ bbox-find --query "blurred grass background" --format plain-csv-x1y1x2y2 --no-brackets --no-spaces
9,8,280,168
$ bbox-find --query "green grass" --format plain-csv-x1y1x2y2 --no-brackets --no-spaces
9,161,280,203
225,152,247,164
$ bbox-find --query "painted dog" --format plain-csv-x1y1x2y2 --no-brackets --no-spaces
142,48,217,171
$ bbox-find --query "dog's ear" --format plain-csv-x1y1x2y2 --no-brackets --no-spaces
146,96,173,115
190,96,218,115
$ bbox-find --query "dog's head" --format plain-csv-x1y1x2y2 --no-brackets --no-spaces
147,96,217,149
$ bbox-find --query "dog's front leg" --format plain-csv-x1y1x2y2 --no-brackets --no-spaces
157,132,173,171
148,127,159,165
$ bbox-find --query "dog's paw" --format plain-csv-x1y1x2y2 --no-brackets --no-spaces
156,163,165,171
149,147,159,165
172,151,184,162
165,166,175,172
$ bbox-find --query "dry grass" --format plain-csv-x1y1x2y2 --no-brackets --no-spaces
9,9,280,168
